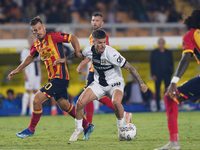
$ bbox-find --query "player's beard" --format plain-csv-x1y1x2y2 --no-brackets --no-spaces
95,47,104,54
93,25,101,31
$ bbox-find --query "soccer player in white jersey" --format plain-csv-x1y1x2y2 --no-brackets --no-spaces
54,29,148,141
20,36,42,116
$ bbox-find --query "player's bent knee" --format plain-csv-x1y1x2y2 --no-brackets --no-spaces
76,99,85,110
32,93,44,107
112,99,122,108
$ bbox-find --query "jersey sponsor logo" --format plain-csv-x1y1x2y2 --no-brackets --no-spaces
117,56,123,63
111,82,121,87
94,65,112,70
93,59,101,64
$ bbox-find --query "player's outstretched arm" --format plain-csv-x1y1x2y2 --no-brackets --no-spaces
70,35,83,59
7,55,34,80
166,52,192,97
53,50,85,66
123,62,148,93
77,57,90,74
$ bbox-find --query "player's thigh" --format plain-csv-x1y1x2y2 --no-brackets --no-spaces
109,80,124,103
87,81,105,100
77,88,98,107
57,97,71,110
177,76,200,103
34,90,49,105
111,89,123,103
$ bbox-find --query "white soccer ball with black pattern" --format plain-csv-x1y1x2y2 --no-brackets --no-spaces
120,123,137,140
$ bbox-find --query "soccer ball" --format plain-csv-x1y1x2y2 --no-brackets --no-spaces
120,123,137,140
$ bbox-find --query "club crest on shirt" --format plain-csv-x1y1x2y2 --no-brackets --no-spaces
117,56,123,63
101,59,107,65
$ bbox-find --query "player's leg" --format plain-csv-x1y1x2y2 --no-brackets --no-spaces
70,82,103,141
56,97,90,130
50,97,58,115
154,94,181,150
155,77,162,111
16,91,48,139
21,90,30,116
29,77,42,115
111,89,126,141
57,97,95,141
29,90,37,115
99,96,132,123
84,71,94,123
21,78,33,116
155,76,200,150
85,101,94,123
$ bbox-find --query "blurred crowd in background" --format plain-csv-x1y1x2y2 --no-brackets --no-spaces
0,0,185,24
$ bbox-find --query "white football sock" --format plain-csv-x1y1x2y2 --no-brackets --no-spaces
75,118,83,130
29,93,35,115
117,118,124,129
21,92,29,115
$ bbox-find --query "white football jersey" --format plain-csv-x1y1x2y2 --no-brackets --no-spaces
82,45,126,86
20,48,41,78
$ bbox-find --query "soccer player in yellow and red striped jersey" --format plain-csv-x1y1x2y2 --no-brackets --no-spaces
154,10,200,150
76,13,132,124
7,16,94,141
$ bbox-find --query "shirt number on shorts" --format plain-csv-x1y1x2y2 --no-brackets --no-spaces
45,82,52,90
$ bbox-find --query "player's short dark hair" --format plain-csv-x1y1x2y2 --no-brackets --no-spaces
30,16,43,26
7,89,14,95
92,29,106,40
92,12,103,19
184,10,200,30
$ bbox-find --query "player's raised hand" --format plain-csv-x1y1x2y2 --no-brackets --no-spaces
53,58,66,66
140,83,148,93
7,70,19,80
165,83,178,98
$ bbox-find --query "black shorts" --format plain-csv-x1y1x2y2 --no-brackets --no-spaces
177,76,200,103
85,71,94,88
40,78,69,101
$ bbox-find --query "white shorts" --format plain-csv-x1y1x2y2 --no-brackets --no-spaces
88,80,124,100
25,76,41,90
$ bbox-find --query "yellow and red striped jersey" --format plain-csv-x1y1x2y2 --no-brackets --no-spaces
88,30,109,72
182,28,200,64
30,31,71,80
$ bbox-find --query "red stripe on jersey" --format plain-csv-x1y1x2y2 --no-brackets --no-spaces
65,63,69,80
51,56,57,79
45,61,52,80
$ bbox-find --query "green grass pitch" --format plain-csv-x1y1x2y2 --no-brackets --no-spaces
0,111,200,150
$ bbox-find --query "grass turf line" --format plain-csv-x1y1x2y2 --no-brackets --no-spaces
0,112,200,150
